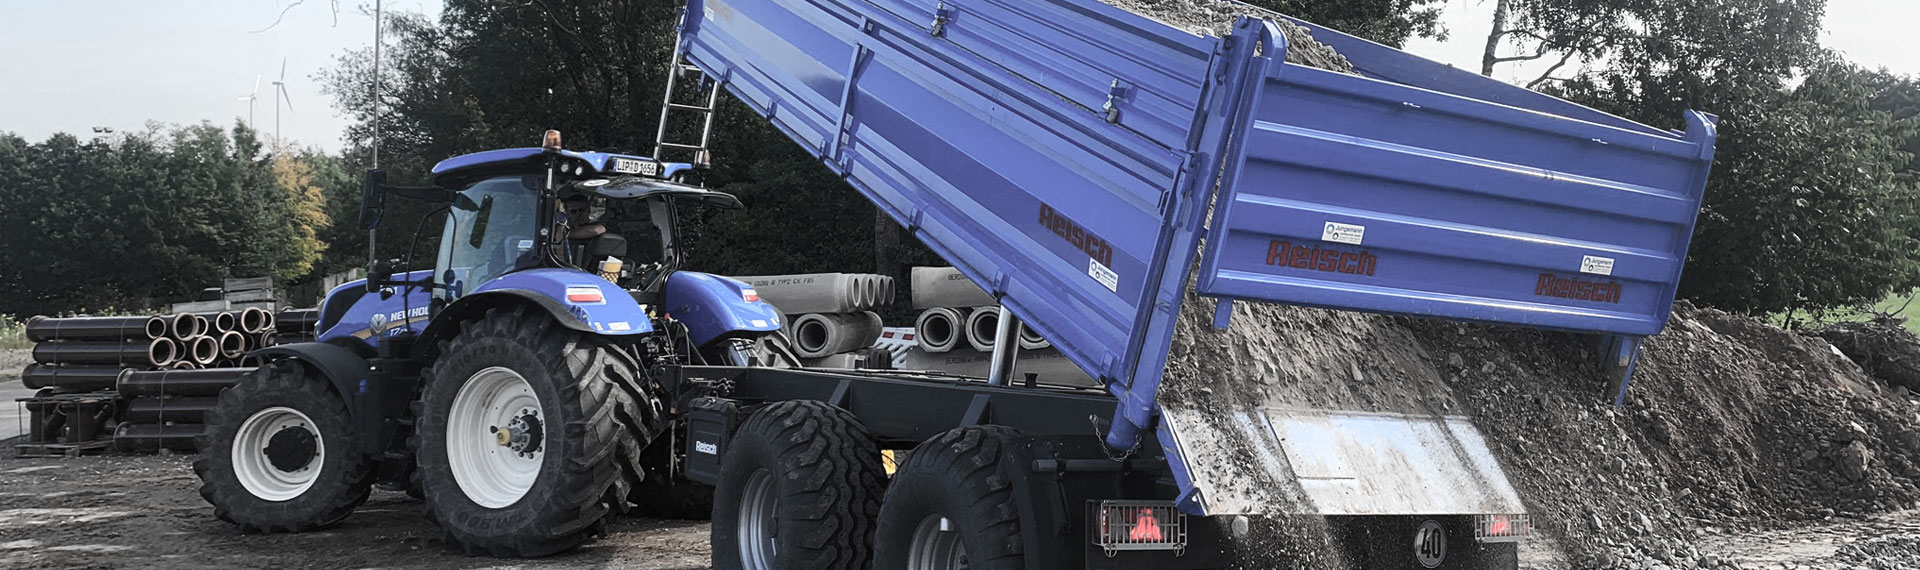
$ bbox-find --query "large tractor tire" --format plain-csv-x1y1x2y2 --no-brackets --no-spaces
711,400,887,570
194,360,374,532
412,306,660,557
874,426,1027,570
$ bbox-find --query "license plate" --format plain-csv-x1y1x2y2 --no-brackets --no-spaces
610,158,658,176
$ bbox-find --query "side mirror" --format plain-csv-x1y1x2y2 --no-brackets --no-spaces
367,259,393,294
360,169,388,230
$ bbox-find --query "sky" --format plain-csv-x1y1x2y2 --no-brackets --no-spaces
0,0,1913,154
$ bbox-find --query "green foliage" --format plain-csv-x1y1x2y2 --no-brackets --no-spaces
0,315,28,350
0,123,334,316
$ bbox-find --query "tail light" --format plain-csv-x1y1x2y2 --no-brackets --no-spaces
742,289,760,303
1093,501,1185,556
1474,514,1531,543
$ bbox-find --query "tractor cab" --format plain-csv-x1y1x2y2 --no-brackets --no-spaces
417,132,740,308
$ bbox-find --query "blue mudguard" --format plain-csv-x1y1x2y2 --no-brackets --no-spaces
665,271,783,347
465,268,656,335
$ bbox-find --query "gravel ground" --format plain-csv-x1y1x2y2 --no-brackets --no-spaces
0,454,711,570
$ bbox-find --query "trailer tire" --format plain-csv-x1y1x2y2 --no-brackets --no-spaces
711,400,885,570
194,360,373,532
413,306,657,557
874,425,1026,570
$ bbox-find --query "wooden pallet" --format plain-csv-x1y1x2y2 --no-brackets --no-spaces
14,440,112,458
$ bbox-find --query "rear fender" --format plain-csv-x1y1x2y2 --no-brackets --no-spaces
665,271,783,347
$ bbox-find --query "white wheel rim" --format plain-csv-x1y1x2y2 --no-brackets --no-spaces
738,469,779,569
908,514,968,570
231,406,323,502
446,366,544,508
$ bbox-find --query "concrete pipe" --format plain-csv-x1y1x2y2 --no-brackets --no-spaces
790,312,885,358
192,315,211,338
114,423,203,452
964,306,1000,353
119,367,251,397
197,312,237,335
190,335,219,365
32,338,177,367
240,307,271,334
124,397,216,424
166,313,199,340
913,308,964,353
24,315,167,342
171,360,200,370
1019,325,1050,350
20,364,132,391
218,331,247,359
910,266,994,310
731,273,895,314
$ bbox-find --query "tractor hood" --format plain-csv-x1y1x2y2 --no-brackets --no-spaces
431,147,696,189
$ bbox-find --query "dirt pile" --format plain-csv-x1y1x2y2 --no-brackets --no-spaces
1158,294,1920,569
1097,0,1355,72
1811,318,1920,395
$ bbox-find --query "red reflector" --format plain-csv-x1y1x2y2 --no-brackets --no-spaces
566,286,604,303
1129,512,1163,542
742,289,760,303
1490,516,1510,535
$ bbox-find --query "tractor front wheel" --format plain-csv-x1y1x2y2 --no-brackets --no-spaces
194,361,373,532
413,306,656,557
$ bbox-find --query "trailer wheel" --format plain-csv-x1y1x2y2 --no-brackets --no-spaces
413,306,656,557
194,361,373,532
711,400,885,570
874,426,1026,570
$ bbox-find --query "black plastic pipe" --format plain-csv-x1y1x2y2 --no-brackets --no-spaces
25,316,167,342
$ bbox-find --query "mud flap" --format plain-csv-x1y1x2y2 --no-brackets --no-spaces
1158,406,1525,516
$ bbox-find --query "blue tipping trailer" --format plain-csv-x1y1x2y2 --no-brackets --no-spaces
665,0,1715,565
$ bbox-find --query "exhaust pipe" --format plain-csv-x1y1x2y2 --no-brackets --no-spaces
24,315,167,342
913,308,964,353
20,364,132,391
119,367,253,397
964,306,1000,353
32,338,177,367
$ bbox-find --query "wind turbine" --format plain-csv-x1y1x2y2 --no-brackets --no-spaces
271,58,293,142
237,75,261,128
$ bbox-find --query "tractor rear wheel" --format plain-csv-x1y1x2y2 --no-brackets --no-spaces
194,360,373,532
413,306,659,557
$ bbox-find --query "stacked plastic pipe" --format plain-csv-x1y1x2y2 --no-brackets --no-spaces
730,273,895,366
19,309,281,453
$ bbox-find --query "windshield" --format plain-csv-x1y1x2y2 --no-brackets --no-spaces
436,175,541,301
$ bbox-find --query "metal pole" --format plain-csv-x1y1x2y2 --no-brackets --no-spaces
371,0,382,169
986,306,1022,386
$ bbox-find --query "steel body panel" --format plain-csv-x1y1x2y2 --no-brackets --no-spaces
682,0,1219,393
468,268,655,335
679,1,1717,518
1194,57,1716,336
664,271,783,346
316,271,436,350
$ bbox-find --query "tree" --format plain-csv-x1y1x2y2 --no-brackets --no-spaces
1250,0,1447,47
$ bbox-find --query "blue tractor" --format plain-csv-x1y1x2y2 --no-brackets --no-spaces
192,131,785,556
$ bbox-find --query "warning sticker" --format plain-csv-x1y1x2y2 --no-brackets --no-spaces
1580,255,1615,276
1322,222,1366,246
1089,258,1119,293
